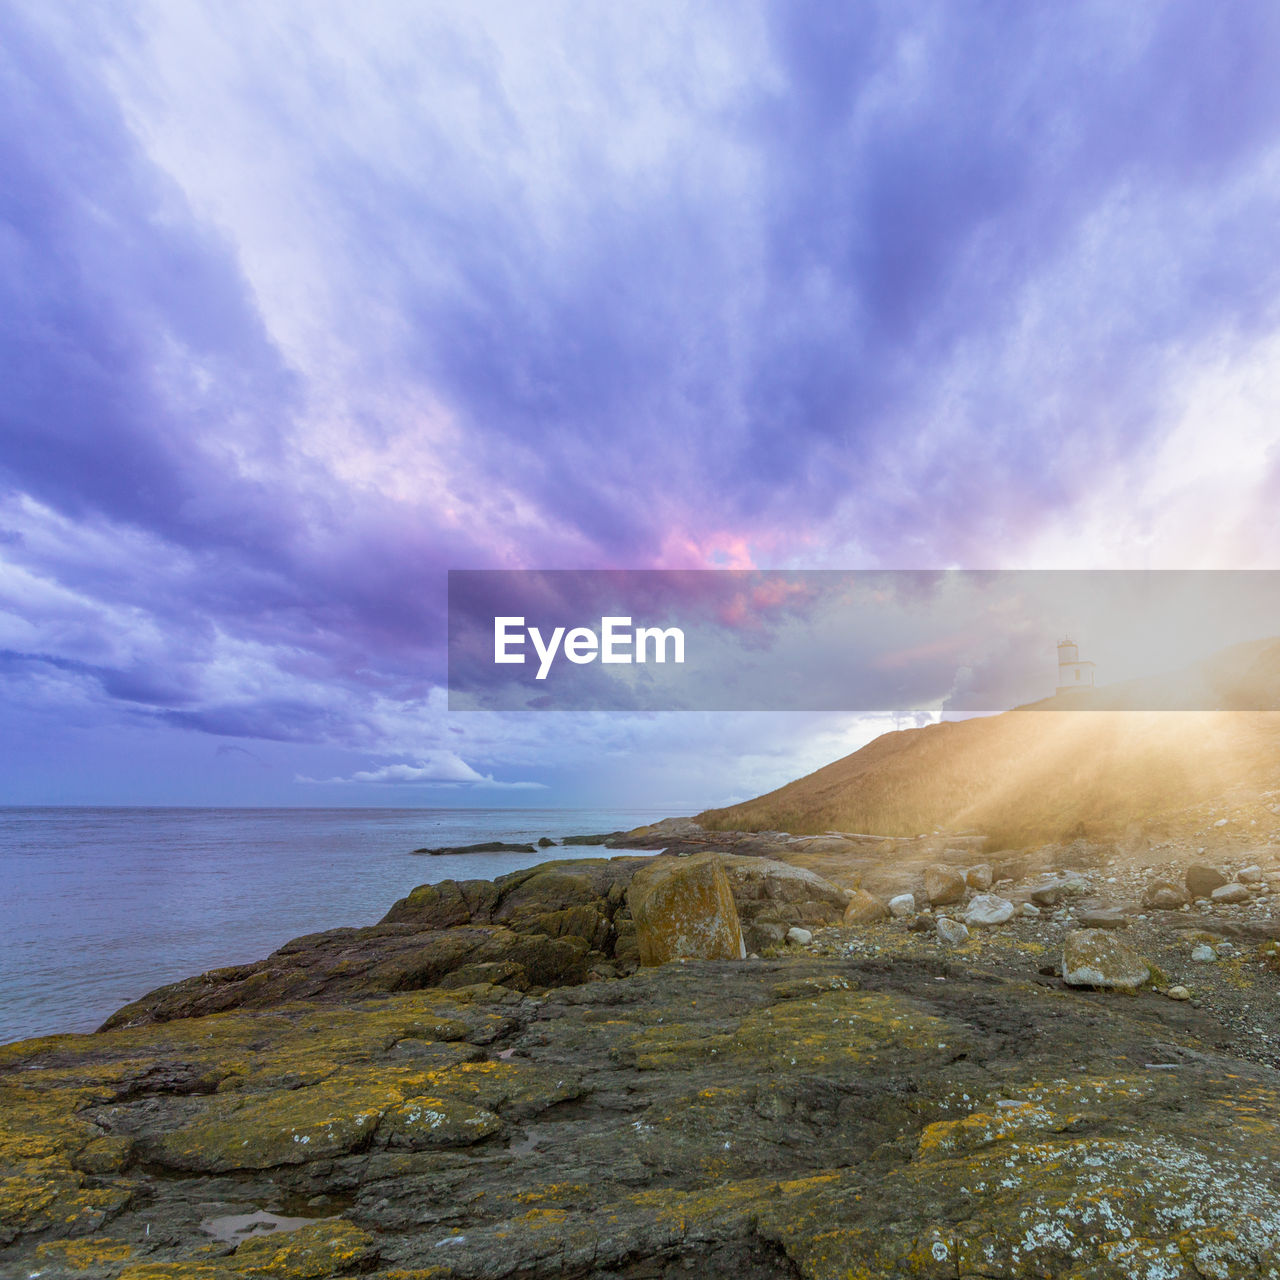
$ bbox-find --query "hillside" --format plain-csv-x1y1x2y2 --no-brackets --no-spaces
699,639,1280,846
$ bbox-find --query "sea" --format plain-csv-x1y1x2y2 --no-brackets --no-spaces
0,807,669,1045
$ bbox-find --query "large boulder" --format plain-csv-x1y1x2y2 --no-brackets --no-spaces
923,865,966,907
626,853,745,966
1061,929,1151,991
716,855,850,952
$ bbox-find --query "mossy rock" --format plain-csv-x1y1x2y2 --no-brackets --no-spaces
232,1218,378,1277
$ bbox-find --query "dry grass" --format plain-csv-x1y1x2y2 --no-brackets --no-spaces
699,708,1280,846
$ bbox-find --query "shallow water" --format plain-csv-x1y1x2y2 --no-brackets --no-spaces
0,806,665,1043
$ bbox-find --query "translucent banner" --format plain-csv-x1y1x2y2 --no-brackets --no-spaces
447,570,1280,712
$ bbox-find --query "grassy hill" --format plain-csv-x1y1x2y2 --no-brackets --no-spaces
698,640,1280,847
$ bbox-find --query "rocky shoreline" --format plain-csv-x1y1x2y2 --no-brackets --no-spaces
7,818,1280,1278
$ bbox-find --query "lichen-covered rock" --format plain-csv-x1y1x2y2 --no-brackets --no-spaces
627,852,745,966
1062,927,1152,990
231,1218,378,1277
10,957,1280,1279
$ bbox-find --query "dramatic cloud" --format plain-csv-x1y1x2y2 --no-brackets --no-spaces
4,1,1280,804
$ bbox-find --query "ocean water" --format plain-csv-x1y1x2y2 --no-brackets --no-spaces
0,807,668,1044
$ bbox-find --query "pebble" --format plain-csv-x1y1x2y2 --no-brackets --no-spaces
1166,986,1191,1000
1191,944,1217,963
887,893,916,919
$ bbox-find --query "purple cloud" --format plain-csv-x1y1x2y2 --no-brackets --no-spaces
5,1,1280,803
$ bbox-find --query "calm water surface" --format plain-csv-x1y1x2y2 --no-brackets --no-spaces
0,807,666,1043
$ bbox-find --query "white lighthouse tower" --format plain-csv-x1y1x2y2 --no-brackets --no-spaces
1056,637,1095,694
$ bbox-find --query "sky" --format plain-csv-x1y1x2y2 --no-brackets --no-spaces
4,1,1280,810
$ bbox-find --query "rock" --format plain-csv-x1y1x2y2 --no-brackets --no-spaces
537,837,556,847
1143,878,1188,910
1075,907,1129,930
963,894,1015,928
1061,929,1152,991
1191,944,1217,963
715,856,851,953
936,917,970,946
15,948,1280,1276
923,864,966,906
622,816,705,841
965,864,993,891
786,927,813,946
231,1220,379,1278
907,912,936,933
1211,883,1251,904
887,893,916,918
991,855,1027,882
412,840,537,856
1238,865,1264,884
1018,902,1041,917
1166,985,1191,1000
843,889,890,925
627,852,745,966
1029,874,1086,907
1186,864,1228,900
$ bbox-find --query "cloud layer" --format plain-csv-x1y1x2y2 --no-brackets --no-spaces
5,1,1280,803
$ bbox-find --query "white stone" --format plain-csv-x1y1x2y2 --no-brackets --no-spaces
1018,902,1040,917
887,893,917,919
964,894,1015,927
1191,944,1217,962
1238,865,1264,884
786,927,813,946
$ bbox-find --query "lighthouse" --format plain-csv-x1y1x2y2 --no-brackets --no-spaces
1056,638,1095,694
